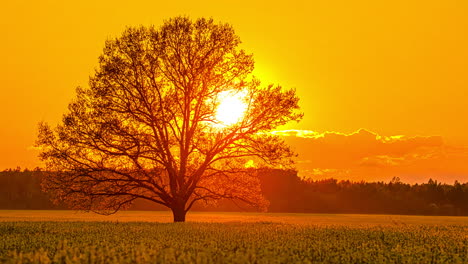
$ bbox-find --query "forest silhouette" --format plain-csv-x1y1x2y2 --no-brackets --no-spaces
2,168,467,216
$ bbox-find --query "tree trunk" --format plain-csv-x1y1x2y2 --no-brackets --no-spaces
171,205,186,222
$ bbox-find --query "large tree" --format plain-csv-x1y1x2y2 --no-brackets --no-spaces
37,17,302,222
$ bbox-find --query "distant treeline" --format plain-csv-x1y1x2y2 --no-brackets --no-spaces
1,168,468,216
258,170,468,216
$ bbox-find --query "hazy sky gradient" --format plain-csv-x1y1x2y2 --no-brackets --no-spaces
2,1,467,182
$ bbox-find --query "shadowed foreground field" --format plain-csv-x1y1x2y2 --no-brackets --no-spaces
0,211,467,263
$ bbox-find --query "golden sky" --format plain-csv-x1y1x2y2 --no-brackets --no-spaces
2,0,468,182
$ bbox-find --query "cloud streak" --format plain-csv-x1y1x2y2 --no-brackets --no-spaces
277,129,468,183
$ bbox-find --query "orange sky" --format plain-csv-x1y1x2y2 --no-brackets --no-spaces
2,0,468,182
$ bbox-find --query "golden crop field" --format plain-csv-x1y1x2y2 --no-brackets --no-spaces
0,211,467,263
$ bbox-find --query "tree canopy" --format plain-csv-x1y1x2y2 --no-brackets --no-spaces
37,17,302,222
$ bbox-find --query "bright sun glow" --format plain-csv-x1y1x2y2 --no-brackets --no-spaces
214,90,248,127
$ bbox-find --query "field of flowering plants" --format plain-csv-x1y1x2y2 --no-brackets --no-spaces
0,211,467,263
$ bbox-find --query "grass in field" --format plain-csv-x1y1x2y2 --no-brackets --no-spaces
0,211,467,263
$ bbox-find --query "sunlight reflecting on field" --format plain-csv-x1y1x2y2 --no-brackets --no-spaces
1,210,467,226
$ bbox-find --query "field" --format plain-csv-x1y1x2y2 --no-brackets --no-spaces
0,211,467,263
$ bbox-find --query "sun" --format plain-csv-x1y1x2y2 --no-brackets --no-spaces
214,90,248,127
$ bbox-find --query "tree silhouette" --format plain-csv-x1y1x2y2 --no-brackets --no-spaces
36,17,302,222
